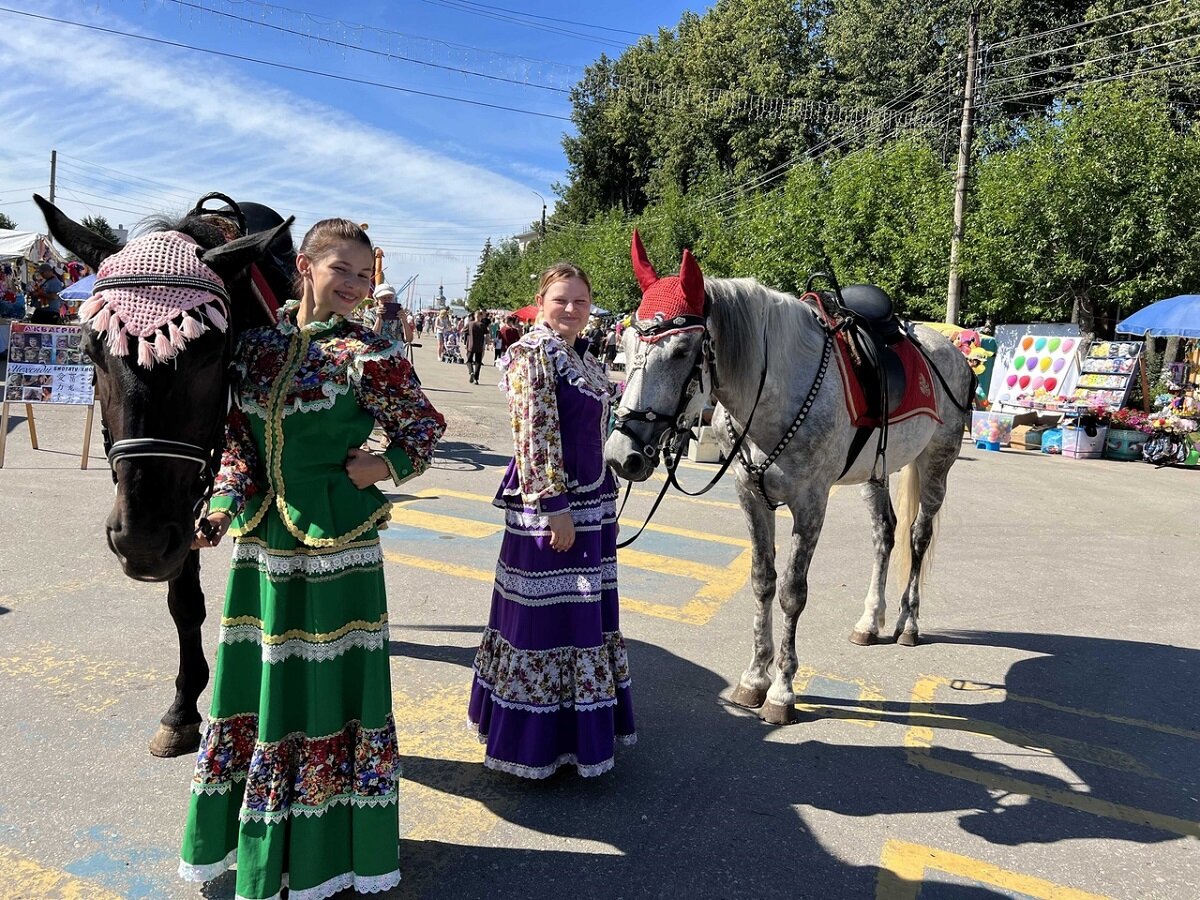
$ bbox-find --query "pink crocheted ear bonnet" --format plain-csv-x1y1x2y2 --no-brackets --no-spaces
631,230,706,340
78,231,230,368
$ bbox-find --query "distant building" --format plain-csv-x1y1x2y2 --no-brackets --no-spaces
514,230,540,253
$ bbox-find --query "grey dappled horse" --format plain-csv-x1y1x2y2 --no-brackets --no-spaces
605,238,973,725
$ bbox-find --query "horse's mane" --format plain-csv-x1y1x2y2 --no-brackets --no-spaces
705,277,826,398
138,213,228,250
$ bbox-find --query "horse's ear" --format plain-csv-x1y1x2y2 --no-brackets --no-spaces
679,248,704,304
630,229,658,292
200,216,295,281
33,194,121,271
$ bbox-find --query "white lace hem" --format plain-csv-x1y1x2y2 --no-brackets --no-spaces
474,676,622,713
191,773,247,795
239,791,398,824
286,868,401,900
231,540,383,580
483,751,615,779
178,848,238,882
220,623,390,664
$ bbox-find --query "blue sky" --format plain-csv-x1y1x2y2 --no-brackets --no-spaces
0,0,702,302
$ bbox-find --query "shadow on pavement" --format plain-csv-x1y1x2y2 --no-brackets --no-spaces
209,630,1197,899
429,440,510,473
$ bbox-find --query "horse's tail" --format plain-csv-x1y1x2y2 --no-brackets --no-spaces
891,461,934,594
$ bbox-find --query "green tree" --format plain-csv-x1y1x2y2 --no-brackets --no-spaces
0,212,16,230
81,215,119,244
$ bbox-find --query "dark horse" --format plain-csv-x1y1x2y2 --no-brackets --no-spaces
35,193,294,756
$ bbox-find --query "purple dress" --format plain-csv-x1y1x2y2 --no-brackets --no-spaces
468,324,636,778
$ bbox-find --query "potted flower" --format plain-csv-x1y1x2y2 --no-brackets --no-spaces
1104,408,1151,461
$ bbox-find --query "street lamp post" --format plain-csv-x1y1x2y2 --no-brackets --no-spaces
532,190,547,237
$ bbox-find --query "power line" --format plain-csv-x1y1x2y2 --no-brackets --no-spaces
986,0,1174,50
982,52,1200,107
153,0,570,93
985,32,1197,89
0,5,572,121
985,7,1200,70
425,0,642,37
415,0,629,49
114,0,585,71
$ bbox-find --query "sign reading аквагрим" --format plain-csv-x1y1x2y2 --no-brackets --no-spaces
4,323,94,405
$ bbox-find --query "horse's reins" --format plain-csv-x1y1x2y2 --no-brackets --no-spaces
612,311,773,547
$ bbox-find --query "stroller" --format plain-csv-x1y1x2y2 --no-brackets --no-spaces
441,328,464,364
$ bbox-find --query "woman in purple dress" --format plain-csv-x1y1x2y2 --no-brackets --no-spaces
468,262,636,778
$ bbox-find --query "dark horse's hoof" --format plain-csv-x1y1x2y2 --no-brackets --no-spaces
895,631,920,647
730,683,768,709
849,630,878,646
150,722,201,758
759,699,797,726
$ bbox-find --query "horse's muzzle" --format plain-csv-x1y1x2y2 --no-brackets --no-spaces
106,514,190,582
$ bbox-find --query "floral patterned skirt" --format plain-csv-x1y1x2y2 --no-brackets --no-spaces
467,472,636,778
178,509,399,900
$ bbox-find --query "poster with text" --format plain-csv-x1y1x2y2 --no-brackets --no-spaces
3,323,93,405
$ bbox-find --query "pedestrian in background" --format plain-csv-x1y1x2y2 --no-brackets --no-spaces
465,309,487,384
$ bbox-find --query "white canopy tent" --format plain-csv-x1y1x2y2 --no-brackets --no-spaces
0,229,66,281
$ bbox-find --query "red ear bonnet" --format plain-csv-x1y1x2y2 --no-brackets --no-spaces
631,231,706,324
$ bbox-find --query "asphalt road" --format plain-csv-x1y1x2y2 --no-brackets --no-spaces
0,342,1197,900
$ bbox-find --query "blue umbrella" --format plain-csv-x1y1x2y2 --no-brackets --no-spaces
61,273,96,300
1116,294,1200,338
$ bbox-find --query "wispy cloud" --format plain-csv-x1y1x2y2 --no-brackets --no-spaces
0,2,557,292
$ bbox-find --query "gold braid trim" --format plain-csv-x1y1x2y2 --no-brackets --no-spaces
265,330,394,549
221,614,388,645
228,489,275,538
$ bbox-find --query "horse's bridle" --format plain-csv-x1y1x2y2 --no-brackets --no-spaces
611,313,713,461
611,309,772,547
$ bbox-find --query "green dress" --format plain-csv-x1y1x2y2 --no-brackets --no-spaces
178,303,445,900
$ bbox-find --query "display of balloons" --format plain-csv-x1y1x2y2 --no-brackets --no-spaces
1034,337,1047,351
1022,336,1034,351
1044,377,1058,392
1040,357,1052,372
1048,338,1061,352
1019,375,1031,389
1062,339,1075,353
1026,357,1038,370
1053,358,1065,372
1014,355,1026,369
1006,374,1019,387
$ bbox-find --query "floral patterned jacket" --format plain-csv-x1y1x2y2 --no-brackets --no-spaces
211,302,445,537
499,323,615,514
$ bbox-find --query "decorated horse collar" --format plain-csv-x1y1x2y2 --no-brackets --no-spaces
79,230,230,368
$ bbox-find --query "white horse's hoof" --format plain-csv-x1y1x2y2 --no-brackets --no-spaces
760,699,797,725
849,630,878,646
730,684,768,709
895,631,919,647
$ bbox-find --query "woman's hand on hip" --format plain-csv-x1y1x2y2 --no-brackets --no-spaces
346,447,393,489
548,510,575,552
192,511,232,549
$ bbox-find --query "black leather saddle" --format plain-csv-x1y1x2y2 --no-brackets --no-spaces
829,284,907,417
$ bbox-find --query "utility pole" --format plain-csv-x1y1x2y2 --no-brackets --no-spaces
49,149,57,204
945,9,979,325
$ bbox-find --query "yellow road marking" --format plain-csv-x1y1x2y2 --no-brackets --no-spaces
903,676,1200,838
384,548,749,626
0,643,163,714
0,847,125,900
876,839,1110,900
390,506,501,539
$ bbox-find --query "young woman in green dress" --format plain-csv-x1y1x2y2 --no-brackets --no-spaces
180,218,445,900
